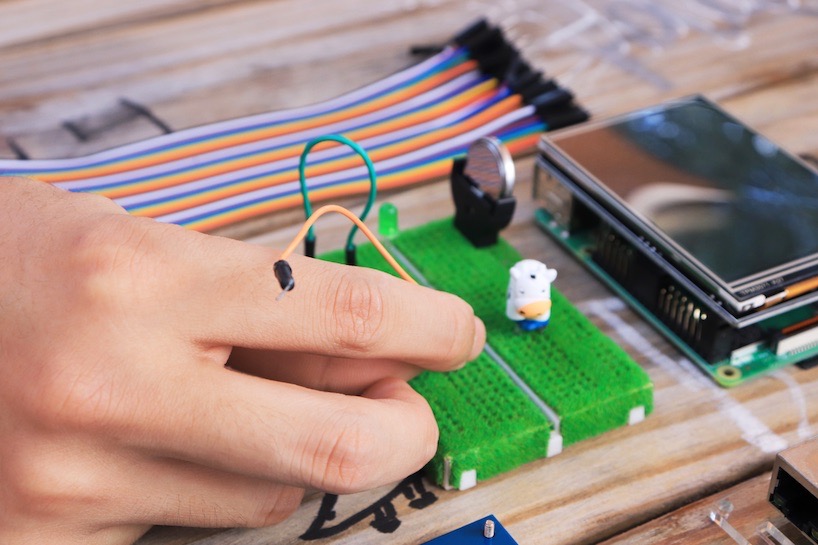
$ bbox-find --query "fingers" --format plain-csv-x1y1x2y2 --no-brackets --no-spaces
227,347,422,395
118,456,304,528
6,179,487,373
157,227,485,370
132,366,439,495
43,205,485,371
8,434,303,531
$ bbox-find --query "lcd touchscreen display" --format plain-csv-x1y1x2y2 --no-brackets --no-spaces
551,98,818,294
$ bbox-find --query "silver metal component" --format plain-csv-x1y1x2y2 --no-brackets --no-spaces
655,283,707,343
533,163,576,230
483,519,495,538
769,438,818,541
464,136,515,200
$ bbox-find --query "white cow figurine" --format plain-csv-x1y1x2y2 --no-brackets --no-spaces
506,259,558,331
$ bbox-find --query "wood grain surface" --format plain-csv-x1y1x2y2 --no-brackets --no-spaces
600,473,812,545
2,1,818,544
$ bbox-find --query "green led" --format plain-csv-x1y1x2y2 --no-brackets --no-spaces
378,203,399,238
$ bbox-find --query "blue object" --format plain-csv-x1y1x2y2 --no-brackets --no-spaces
518,318,549,331
422,515,519,544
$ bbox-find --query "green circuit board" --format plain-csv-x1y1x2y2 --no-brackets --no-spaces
321,210,653,490
534,208,818,388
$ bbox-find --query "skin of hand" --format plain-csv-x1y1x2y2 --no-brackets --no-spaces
0,177,485,545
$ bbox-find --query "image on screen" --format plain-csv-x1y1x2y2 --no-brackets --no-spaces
550,98,818,295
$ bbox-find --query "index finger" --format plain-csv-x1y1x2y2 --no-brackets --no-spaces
172,227,486,370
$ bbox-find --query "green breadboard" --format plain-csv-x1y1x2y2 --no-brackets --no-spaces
322,217,653,490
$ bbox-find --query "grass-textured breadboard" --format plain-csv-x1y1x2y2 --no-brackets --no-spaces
392,220,653,445
322,245,555,488
322,218,653,489
411,354,553,488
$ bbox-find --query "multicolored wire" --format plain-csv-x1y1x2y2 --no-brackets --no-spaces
0,20,587,233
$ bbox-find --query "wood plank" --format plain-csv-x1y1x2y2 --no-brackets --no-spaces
600,472,812,545
0,0,212,49
2,2,817,156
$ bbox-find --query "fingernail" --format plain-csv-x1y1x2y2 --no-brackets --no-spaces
468,317,486,361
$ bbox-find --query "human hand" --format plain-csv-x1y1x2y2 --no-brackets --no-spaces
0,177,485,545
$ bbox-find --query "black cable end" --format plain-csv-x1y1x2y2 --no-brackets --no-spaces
274,260,295,297
449,18,591,131
304,237,316,258
345,246,357,266
453,18,490,46
530,88,575,111
540,107,591,131
410,44,445,57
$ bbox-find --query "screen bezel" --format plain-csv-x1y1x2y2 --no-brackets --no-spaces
541,95,818,313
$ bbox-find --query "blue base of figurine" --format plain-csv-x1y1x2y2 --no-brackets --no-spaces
517,319,549,331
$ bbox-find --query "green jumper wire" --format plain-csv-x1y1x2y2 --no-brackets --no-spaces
298,134,378,263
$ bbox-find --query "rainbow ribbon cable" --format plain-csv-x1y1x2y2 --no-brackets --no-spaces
0,19,588,232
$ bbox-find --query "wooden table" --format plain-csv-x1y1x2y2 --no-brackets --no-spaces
2,1,818,544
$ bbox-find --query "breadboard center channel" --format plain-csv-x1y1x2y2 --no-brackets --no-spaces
322,217,653,490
